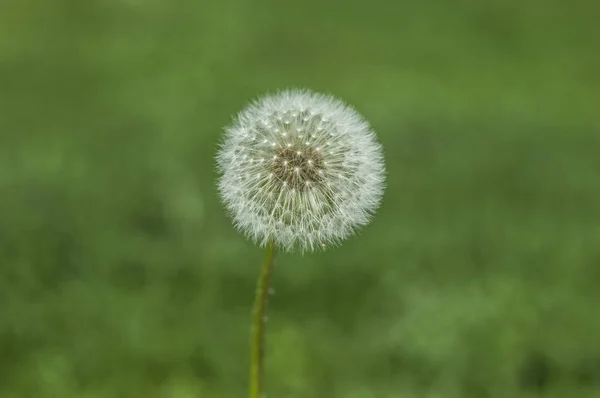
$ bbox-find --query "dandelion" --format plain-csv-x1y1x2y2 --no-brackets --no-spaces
217,89,386,253
216,89,386,398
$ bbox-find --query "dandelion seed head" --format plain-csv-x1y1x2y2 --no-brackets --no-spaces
216,89,386,252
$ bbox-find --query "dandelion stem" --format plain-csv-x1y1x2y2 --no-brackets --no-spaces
249,241,276,398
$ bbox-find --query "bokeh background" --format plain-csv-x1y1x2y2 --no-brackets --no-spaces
1,0,599,397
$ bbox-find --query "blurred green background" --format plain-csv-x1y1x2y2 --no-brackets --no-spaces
1,0,599,397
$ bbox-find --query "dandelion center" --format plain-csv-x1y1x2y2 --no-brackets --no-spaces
271,145,325,190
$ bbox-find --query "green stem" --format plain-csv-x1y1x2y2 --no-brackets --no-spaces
249,241,276,398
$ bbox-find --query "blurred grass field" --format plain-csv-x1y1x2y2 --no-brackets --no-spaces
0,0,599,397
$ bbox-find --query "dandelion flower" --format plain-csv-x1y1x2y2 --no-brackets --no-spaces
216,89,386,252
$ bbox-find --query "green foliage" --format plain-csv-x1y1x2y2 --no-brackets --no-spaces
0,0,599,396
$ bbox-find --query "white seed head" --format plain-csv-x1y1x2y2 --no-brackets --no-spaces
216,89,386,252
